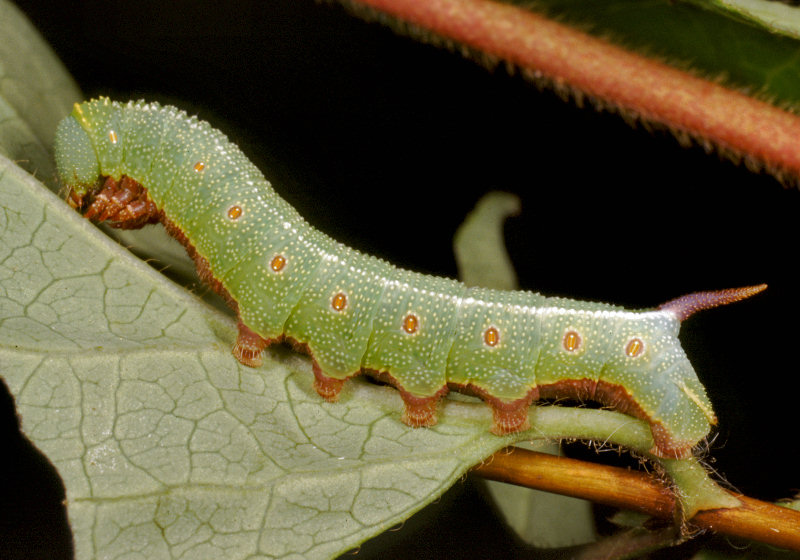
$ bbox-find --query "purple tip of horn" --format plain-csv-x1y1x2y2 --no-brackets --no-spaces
658,284,767,322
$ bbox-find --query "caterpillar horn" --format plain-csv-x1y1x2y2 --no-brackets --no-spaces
658,284,767,322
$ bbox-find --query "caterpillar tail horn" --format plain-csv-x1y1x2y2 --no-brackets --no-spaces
658,284,767,322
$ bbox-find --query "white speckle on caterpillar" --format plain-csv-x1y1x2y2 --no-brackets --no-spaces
54,97,767,459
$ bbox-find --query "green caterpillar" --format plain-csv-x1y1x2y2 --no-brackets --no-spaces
54,98,765,459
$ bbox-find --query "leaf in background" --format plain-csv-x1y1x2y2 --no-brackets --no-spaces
453,190,520,290
0,0,80,184
686,0,800,40
525,0,800,107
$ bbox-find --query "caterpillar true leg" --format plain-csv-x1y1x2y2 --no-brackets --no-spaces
77,176,160,229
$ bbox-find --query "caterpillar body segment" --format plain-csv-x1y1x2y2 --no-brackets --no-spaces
55,98,765,458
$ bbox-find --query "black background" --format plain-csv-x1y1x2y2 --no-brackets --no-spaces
3,1,798,558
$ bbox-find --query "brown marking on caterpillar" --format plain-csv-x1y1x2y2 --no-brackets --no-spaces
291,343,445,426
290,339,444,428
331,292,348,312
538,378,597,403
281,337,346,401
537,378,695,459
269,255,287,273
625,337,645,358
400,390,442,427
562,329,582,353
226,205,243,221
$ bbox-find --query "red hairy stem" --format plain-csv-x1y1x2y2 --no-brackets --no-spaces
474,447,800,552
348,0,800,181
658,284,767,322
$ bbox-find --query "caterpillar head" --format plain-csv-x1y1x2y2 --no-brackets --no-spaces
642,338,719,458
596,311,717,458
643,284,768,457
54,106,101,198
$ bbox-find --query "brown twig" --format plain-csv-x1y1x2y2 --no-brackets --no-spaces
472,447,800,552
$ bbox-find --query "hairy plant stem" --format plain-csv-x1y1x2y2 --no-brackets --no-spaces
501,406,739,518
347,0,800,183
474,447,800,551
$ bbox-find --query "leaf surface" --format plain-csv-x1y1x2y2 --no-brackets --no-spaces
0,156,528,558
0,0,80,184
2,158,740,558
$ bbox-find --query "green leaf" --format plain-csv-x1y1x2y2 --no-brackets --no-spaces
0,156,521,558
2,158,740,558
453,191,521,290
517,0,800,108
0,0,80,185
686,0,800,40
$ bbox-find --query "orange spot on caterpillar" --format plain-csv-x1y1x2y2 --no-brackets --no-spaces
193,161,206,172
331,292,347,312
402,314,419,334
227,205,243,220
270,255,286,273
483,326,500,347
625,338,644,358
108,130,118,144
563,330,581,352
